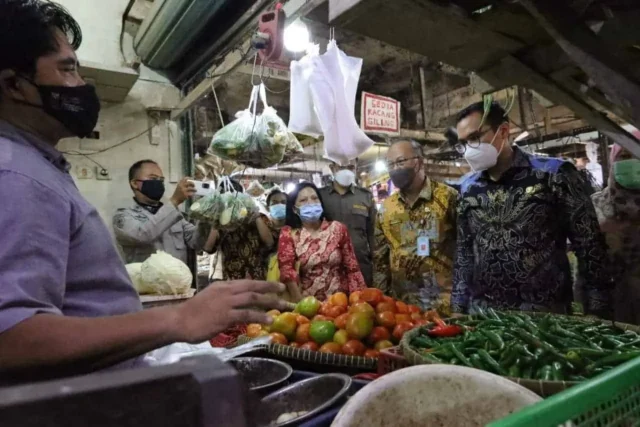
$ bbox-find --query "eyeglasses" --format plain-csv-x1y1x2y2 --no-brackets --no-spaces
454,128,492,154
387,156,420,170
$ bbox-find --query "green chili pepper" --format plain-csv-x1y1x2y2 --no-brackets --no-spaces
514,329,564,359
590,350,640,369
551,362,564,381
508,360,522,377
569,375,587,381
552,325,586,342
478,349,508,376
449,344,474,368
514,344,535,358
521,366,534,379
481,329,505,350
567,347,612,358
487,308,502,321
539,365,554,381
601,336,626,349
421,353,443,363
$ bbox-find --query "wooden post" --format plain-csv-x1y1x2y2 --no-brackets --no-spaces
598,132,610,186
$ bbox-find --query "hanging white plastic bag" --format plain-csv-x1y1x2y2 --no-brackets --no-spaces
246,179,266,197
288,44,322,137
309,40,374,165
217,176,259,231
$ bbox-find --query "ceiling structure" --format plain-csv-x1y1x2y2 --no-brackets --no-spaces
127,0,640,183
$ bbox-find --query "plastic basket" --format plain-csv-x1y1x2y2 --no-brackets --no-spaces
377,346,409,375
488,355,640,427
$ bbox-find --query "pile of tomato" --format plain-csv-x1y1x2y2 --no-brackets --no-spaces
245,288,434,358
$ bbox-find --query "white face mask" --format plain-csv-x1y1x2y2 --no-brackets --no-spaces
464,130,505,172
335,169,356,187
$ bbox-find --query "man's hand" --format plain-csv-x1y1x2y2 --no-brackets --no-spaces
170,177,197,207
173,280,289,343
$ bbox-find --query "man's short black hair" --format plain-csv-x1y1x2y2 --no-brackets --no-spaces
0,0,82,77
455,101,508,131
128,160,158,182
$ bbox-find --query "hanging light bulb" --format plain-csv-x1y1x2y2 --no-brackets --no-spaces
375,160,387,173
284,20,310,53
285,182,296,193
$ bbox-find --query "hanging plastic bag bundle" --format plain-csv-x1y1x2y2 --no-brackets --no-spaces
309,40,374,165
189,192,223,224
210,84,300,169
246,179,266,198
288,44,322,138
217,176,259,231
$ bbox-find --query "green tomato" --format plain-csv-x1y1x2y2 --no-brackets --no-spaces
309,321,337,345
296,296,321,318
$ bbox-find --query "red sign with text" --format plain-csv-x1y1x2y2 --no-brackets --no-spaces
360,92,401,136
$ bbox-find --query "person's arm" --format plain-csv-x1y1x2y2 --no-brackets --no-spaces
203,228,220,254
277,227,303,301
113,205,183,245
451,196,473,314
338,223,367,292
0,173,286,378
367,194,377,259
256,216,275,249
553,164,613,318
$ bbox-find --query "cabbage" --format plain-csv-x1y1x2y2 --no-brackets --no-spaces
125,262,149,294
139,251,193,296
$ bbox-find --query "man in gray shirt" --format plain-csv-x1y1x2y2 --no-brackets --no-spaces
319,161,376,286
0,0,284,382
114,160,214,264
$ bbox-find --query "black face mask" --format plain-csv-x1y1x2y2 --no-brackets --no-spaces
138,180,165,201
17,78,100,138
390,166,417,190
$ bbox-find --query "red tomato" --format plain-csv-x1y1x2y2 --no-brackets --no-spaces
410,312,423,322
376,311,396,329
408,305,421,314
300,342,319,352
296,314,310,325
375,301,397,314
269,332,288,345
326,305,347,319
381,295,395,304
334,313,350,330
364,349,380,358
395,313,412,324
319,342,343,354
318,302,333,316
395,301,410,314
349,291,362,305
392,322,415,342
342,340,367,356
361,288,383,307
295,323,311,344
374,340,394,351
329,292,349,308
368,326,391,345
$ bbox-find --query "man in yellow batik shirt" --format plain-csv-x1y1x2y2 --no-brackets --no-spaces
374,140,458,314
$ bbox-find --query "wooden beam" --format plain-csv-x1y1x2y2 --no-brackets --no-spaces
171,0,327,121
520,0,640,130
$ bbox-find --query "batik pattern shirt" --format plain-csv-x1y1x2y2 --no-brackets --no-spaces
374,178,457,314
452,147,612,316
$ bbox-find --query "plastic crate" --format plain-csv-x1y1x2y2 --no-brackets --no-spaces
377,346,409,375
488,356,640,427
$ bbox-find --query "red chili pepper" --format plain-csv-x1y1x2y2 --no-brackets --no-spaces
427,324,463,337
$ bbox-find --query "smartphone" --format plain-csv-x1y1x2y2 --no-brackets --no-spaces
189,180,215,197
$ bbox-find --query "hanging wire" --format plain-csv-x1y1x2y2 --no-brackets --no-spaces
210,81,225,127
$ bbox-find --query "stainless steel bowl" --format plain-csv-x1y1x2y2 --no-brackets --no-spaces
259,373,353,426
228,357,293,392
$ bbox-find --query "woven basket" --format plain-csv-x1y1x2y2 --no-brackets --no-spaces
400,312,640,397
237,335,377,370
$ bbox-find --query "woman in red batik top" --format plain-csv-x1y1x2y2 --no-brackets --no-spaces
278,182,366,302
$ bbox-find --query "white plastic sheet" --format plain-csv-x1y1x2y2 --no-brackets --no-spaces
309,40,374,165
288,44,322,137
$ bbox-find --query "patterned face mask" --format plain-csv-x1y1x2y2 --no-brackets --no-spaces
614,159,640,190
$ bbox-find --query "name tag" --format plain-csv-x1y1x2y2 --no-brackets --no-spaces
417,235,430,257
353,204,367,210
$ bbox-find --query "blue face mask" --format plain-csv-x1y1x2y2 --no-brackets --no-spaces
269,204,286,220
298,203,323,222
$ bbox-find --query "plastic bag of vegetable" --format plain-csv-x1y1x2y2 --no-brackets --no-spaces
210,84,297,168
139,251,193,296
246,179,266,197
189,192,223,224
216,176,259,230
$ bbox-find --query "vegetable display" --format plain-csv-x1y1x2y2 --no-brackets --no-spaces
245,289,434,358
407,309,640,382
